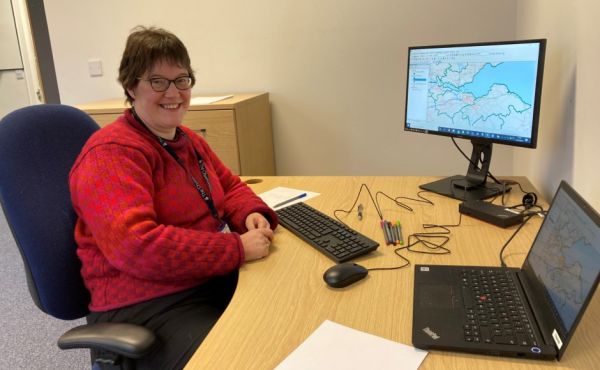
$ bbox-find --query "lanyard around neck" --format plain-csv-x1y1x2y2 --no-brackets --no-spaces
131,108,221,221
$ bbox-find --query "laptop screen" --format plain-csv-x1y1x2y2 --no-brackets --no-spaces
526,182,600,334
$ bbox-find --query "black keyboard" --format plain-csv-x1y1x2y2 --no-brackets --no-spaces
460,268,538,346
275,202,379,262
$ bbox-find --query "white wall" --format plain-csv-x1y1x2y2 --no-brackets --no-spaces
514,0,600,209
44,0,517,177
573,1,600,210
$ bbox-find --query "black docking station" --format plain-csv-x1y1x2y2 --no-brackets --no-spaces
459,200,524,228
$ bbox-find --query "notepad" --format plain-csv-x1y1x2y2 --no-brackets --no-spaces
258,186,319,210
275,320,428,370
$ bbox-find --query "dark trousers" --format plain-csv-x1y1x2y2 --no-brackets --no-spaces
87,271,238,370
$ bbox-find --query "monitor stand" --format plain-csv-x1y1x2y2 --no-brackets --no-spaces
419,140,511,201
419,175,509,201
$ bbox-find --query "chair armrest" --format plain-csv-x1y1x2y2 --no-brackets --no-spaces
57,322,156,359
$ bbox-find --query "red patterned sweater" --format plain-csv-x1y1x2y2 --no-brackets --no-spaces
69,109,278,312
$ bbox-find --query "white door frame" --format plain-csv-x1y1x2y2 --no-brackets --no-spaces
11,0,44,104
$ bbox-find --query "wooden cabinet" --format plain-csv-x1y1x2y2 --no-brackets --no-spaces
77,93,275,175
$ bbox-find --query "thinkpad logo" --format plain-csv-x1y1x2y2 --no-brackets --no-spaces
422,327,440,340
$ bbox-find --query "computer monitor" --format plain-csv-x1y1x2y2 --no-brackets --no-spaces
404,39,546,201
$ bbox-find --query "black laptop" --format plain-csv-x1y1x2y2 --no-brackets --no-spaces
412,180,600,360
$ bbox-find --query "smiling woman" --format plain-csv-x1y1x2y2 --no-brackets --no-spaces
68,26,279,370
128,61,192,139
117,27,195,139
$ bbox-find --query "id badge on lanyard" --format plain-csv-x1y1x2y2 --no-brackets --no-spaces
218,222,231,233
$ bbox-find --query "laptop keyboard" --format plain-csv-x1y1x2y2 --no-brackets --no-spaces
461,269,538,346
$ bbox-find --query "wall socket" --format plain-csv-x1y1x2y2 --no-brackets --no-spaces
88,59,103,77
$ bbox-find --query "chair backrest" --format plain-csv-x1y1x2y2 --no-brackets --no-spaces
0,104,100,320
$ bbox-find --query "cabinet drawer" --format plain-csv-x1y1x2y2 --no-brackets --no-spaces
91,113,122,127
184,110,241,174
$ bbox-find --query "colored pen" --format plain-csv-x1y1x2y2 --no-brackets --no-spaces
381,221,391,245
390,221,400,244
396,221,404,245
385,221,396,245
385,221,395,245
273,193,307,208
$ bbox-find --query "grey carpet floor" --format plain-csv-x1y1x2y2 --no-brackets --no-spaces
0,210,89,369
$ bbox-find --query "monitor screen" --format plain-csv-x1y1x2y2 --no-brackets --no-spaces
403,39,546,201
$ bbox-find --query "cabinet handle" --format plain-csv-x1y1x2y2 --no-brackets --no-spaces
199,128,207,138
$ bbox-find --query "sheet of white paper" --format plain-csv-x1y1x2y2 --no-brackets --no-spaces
190,95,233,105
275,320,428,370
259,186,320,210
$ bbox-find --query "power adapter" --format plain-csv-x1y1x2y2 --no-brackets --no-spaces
458,200,524,228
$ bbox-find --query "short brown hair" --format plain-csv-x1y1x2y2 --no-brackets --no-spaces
118,26,196,104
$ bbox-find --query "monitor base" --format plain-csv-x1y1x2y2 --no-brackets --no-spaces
419,175,510,202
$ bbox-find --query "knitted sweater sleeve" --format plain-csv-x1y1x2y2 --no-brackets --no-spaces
70,142,244,283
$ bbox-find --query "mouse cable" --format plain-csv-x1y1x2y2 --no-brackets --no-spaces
498,213,536,267
366,251,411,272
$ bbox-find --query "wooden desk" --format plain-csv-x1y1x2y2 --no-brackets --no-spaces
185,176,600,369
77,93,275,176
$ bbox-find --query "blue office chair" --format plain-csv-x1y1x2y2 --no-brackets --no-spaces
0,105,156,370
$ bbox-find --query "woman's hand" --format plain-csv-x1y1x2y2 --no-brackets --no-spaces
241,213,274,261
240,228,274,261
245,212,270,231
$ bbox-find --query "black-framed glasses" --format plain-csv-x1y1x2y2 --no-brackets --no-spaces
138,76,193,92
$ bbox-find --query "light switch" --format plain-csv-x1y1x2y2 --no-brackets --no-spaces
88,59,103,77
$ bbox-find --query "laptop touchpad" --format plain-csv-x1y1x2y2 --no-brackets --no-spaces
418,285,454,309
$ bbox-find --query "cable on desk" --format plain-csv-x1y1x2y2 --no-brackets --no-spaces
498,213,538,267
369,211,463,272
375,190,435,212
333,185,436,225
333,183,383,224
487,179,540,207
379,189,458,254
375,191,413,212
334,185,463,272
402,211,462,255
507,203,545,214
367,250,410,272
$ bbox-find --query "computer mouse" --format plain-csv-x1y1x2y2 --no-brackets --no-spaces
323,262,368,288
